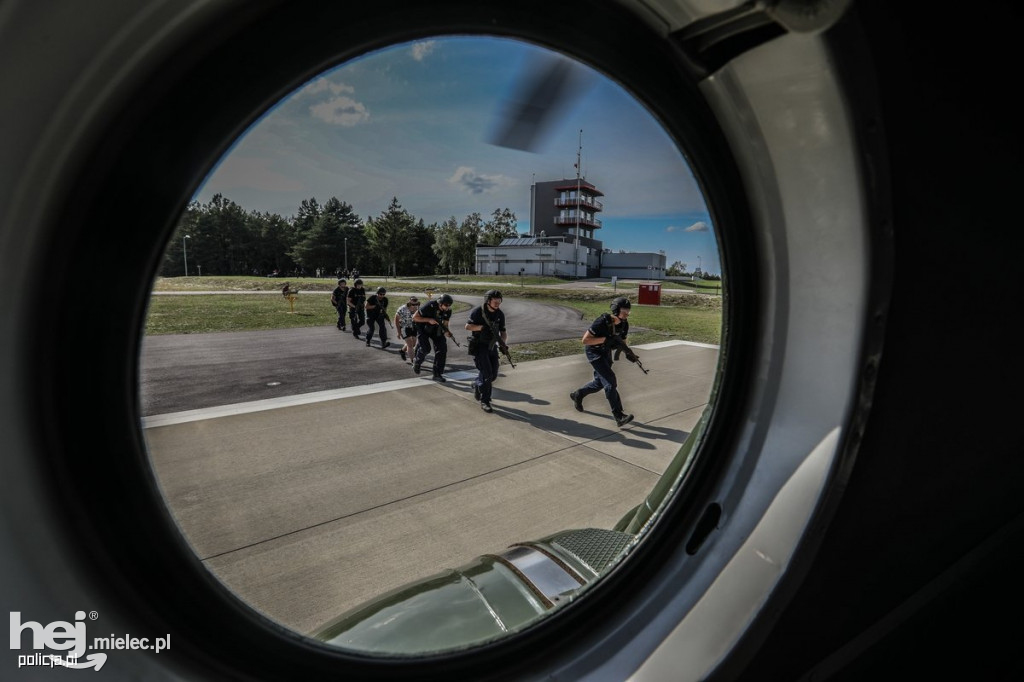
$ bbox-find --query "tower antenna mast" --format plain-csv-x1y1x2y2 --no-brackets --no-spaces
574,129,582,279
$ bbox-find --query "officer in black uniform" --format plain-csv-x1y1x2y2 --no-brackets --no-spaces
346,278,366,339
412,293,454,382
570,297,637,427
330,278,348,331
364,286,391,350
610,300,629,363
465,290,507,413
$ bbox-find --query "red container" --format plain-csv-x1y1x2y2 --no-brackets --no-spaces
637,282,661,305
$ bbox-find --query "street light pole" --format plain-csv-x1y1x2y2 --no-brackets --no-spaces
183,234,191,276
344,237,348,273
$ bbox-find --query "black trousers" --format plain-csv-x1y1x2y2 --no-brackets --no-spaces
365,314,388,344
473,347,500,402
414,327,447,375
348,306,365,333
576,350,624,416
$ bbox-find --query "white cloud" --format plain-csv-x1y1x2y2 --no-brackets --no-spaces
448,166,512,195
411,41,437,62
310,97,370,126
296,77,369,126
685,221,709,232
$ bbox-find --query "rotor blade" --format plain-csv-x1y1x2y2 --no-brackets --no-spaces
487,55,593,152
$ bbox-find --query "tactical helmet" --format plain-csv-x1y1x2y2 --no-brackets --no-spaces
484,289,503,303
377,287,386,295
611,297,632,315
438,294,454,306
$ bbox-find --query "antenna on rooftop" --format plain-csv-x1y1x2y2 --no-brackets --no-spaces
574,129,582,279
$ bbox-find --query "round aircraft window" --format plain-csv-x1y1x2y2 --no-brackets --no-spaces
139,36,726,655
13,0,888,677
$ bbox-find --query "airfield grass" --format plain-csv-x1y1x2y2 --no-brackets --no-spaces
146,277,722,361
152,274,572,292
598,279,723,294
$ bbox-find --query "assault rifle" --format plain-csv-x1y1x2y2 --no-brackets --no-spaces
367,299,393,327
608,333,649,375
438,318,460,347
482,306,515,369
496,337,516,369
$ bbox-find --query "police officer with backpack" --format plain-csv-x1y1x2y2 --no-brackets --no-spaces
412,293,454,382
465,290,507,413
570,297,638,427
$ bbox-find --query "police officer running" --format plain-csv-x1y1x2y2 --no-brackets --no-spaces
570,297,636,427
346,278,367,339
413,293,454,382
364,286,391,350
465,290,507,413
330,278,349,331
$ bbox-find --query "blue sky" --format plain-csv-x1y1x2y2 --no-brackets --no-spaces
196,36,720,275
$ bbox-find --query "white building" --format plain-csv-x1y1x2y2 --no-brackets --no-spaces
475,238,665,280
475,235,599,278
474,173,666,279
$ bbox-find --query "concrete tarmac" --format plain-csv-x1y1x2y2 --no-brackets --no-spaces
139,294,591,415
142,339,719,636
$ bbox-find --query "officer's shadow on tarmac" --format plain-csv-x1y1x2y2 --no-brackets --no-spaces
621,422,691,448
489,385,550,406
490,400,676,451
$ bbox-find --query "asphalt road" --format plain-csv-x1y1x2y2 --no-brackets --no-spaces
139,294,592,416
142,341,719,634
138,289,720,637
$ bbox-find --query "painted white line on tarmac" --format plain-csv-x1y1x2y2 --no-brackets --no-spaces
141,341,717,428
142,370,477,428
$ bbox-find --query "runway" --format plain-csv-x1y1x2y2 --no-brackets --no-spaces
140,337,719,636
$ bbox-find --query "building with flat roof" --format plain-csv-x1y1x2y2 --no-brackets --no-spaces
600,249,667,279
475,235,600,278
475,173,665,279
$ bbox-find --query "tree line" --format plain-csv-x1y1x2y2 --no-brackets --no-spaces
162,194,519,278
